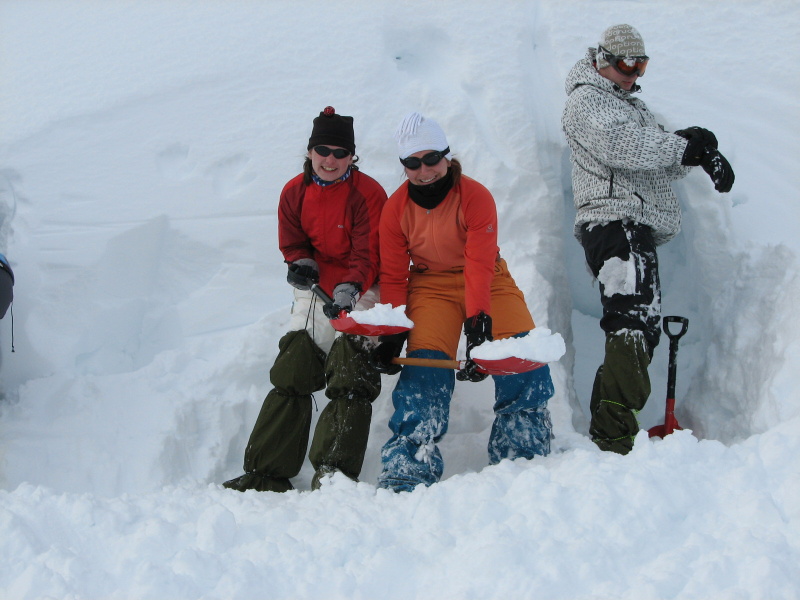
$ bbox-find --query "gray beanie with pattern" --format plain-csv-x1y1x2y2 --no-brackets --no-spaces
596,24,646,69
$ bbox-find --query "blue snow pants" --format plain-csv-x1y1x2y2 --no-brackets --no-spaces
378,347,554,493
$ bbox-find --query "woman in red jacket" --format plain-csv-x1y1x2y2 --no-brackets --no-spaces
224,107,387,493
371,112,554,493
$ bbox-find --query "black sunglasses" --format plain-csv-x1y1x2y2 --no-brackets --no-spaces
314,145,351,159
399,147,450,170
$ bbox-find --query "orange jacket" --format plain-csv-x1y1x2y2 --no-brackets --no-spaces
278,170,387,295
379,175,500,318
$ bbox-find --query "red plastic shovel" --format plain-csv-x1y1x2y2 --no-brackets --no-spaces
309,283,410,336
648,316,689,438
310,283,545,375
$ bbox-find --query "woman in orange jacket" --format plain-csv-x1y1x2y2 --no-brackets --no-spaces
370,112,554,493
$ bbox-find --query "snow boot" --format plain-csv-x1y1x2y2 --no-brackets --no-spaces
310,466,358,490
223,473,293,493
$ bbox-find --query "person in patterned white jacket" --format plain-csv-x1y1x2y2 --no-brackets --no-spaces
562,24,734,454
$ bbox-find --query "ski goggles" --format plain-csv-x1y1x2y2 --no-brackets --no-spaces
399,147,450,170
313,145,351,159
599,46,649,76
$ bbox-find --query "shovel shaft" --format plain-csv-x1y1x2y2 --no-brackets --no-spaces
391,357,462,370
309,283,334,305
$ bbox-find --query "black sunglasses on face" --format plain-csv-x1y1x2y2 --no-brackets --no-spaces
400,147,450,170
314,145,351,159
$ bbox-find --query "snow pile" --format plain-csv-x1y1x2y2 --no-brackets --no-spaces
471,328,566,363
349,303,414,328
0,1,798,599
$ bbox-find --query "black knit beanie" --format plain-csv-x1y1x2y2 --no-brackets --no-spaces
307,106,356,155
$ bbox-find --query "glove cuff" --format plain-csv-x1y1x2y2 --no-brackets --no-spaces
680,138,705,167
293,257,318,269
287,260,319,290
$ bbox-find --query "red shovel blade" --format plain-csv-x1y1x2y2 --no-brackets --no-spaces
474,356,546,375
648,397,682,438
330,310,412,337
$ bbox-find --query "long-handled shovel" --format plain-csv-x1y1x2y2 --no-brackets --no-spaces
648,315,689,438
309,283,546,375
390,355,546,376
309,283,410,335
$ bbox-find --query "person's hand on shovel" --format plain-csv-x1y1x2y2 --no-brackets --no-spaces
369,331,409,375
286,258,319,290
457,312,492,383
322,282,361,319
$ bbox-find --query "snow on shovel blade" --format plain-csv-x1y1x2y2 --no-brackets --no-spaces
392,328,564,375
331,302,413,336
309,284,413,336
469,328,565,375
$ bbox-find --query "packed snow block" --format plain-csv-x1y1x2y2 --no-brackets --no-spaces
0,253,13,319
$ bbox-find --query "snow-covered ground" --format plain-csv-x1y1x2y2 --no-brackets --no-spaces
1,1,798,598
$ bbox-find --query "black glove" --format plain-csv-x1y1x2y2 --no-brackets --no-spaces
322,282,361,319
676,126,718,166
700,147,735,193
456,312,493,383
369,331,409,375
287,258,319,290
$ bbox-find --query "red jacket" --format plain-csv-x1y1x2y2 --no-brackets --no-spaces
278,170,387,295
379,175,500,318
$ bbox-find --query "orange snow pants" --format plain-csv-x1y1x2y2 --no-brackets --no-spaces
405,258,535,358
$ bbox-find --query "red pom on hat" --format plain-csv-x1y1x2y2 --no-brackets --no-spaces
323,106,335,117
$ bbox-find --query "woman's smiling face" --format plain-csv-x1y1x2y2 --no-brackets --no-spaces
309,145,352,181
403,149,450,186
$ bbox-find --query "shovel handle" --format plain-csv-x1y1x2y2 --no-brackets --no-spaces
391,357,462,370
309,283,334,305
309,283,350,320
663,315,689,341
662,315,689,408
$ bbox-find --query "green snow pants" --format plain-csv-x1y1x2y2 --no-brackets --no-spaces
589,330,651,455
224,329,380,492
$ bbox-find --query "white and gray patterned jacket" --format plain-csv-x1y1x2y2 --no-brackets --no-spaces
562,49,692,246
